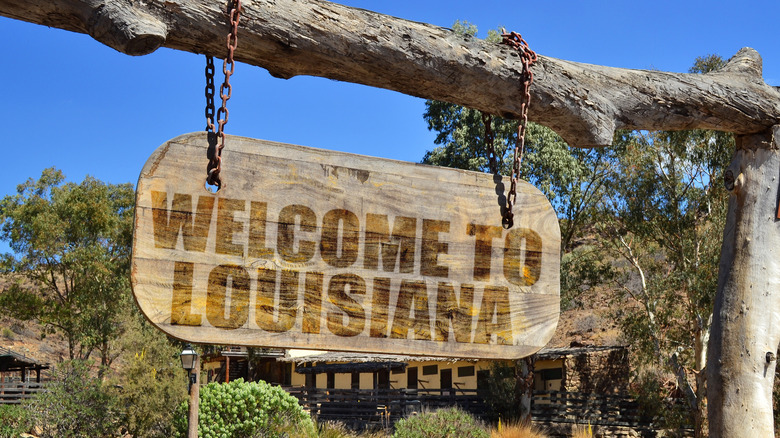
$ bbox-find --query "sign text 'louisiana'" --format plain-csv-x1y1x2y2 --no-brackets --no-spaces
131,133,560,359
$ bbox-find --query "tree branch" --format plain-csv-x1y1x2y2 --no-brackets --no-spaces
1,0,779,147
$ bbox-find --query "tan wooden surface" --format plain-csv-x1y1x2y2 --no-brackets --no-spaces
132,133,560,359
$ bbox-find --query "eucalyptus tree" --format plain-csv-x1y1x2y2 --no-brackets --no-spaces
0,168,135,369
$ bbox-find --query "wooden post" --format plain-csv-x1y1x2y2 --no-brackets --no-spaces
707,125,780,437
188,355,200,438
225,356,230,384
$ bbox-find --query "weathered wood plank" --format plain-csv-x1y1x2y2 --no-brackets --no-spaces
132,133,560,359
0,1,778,146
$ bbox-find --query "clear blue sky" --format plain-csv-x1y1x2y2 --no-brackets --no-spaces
1,1,779,232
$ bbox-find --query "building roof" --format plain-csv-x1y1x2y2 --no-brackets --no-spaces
279,351,481,365
0,346,49,373
277,345,628,373
535,345,628,360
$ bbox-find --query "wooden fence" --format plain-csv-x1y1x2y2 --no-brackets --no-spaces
532,390,646,427
285,387,485,430
0,381,45,404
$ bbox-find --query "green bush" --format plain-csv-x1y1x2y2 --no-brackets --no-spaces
26,360,121,438
392,407,489,438
173,378,316,438
114,315,188,438
477,362,521,423
0,404,32,438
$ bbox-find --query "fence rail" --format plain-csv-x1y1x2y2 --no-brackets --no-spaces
532,390,646,427
285,387,485,429
0,382,45,404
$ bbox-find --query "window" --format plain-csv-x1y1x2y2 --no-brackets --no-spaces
540,368,562,381
422,364,438,375
305,373,315,388
457,366,475,377
351,372,360,389
326,372,335,389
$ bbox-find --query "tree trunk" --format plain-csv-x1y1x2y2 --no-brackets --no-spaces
707,125,780,437
2,1,780,435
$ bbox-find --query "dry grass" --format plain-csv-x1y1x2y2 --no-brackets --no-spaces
490,421,548,438
572,423,594,438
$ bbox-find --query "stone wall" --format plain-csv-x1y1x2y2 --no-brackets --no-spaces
562,347,630,394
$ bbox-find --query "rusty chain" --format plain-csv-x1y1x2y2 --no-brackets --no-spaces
206,0,242,189
484,30,537,229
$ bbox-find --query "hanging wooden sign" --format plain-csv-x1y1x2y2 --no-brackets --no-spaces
131,133,560,359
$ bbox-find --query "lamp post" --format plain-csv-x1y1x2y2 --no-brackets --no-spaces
180,344,199,438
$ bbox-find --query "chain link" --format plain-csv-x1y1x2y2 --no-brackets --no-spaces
205,56,216,132
486,30,536,229
206,0,242,189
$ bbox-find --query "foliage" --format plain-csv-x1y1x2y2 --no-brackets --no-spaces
114,311,188,438
421,22,618,311
173,378,316,438
26,359,121,438
631,369,692,435
0,404,32,438
571,423,593,438
392,407,489,438
0,168,135,366
600,124,730,435
315,421,361,438
491,420,548,438
476,362,520,423
422,38,733,436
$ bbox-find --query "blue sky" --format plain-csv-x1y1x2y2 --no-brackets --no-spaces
1,0,779,239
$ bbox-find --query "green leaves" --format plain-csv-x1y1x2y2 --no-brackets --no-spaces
173,379,316,438
0,167,135,364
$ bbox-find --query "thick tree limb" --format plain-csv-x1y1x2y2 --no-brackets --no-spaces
2,0,779,146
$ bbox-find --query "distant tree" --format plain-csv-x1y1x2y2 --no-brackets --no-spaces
26,359,122,438
0,168,134,368
598,55,732,438
423,45,616,309
114,311,188,438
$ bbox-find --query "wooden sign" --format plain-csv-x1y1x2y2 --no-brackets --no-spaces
131,133,560,359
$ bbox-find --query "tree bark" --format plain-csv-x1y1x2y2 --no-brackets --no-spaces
2,1,780,436
707,126,780,437
0,0,779,147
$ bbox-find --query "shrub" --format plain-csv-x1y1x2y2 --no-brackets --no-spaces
173,378,316,438
478,362,522,423
114,316,187,438
491,420,548,438
26,360,121,438
0,404,32,438
392,407,489,438
1,327,14,340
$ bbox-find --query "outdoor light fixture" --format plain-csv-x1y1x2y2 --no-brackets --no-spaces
180,344,198,387
180,344,197,371
180,344,200,438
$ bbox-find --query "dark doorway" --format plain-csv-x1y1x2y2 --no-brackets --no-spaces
440,368,452,393
376,369,390,389
407,367,418,389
